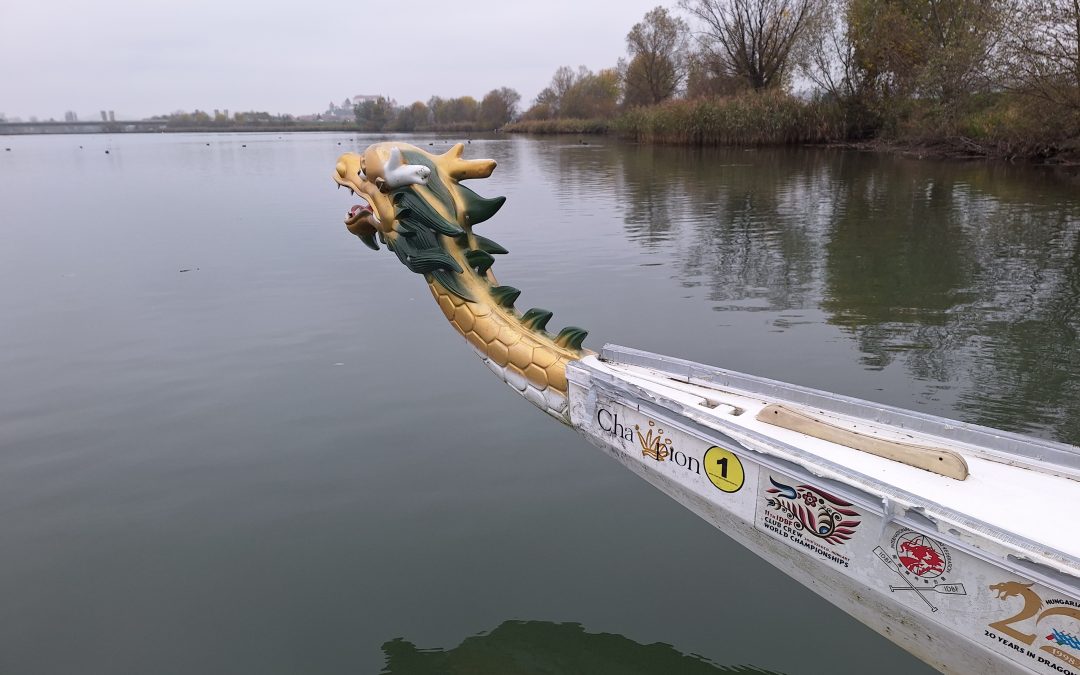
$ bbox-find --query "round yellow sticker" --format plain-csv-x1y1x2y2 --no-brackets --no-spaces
703,446,745,493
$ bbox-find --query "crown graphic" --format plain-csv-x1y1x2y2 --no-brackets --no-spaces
635,421,672,461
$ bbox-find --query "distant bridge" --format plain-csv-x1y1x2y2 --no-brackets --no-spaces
0,120,169,135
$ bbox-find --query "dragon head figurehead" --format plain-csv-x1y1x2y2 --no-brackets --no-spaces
333,142,483,249
333,142,589,421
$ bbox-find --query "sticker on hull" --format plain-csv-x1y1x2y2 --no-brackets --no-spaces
984,581,1080,673
754,473,862,568
872,528,967,614
702,446,745,493
588,401,759,521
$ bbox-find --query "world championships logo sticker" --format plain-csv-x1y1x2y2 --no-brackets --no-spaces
756,475,862,568
764,477,860,545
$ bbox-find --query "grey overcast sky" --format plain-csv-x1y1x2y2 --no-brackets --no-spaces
0,0,671,120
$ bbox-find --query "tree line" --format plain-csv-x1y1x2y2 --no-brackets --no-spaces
351,88,521,132
154,2,1079,156
511,0,1080,157
151,110,302,128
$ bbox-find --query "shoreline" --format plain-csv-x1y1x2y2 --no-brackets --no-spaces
1,125,372,136
6,124,1078,169
0,125,499,136
501,126,1080,168
825,138,1080,167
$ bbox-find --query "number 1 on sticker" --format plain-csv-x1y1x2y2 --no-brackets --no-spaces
703,446,745,493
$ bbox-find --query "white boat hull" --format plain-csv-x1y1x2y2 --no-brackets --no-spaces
567,346,1080,675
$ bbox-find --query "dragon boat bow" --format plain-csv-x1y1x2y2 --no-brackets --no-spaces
333,142,1080,675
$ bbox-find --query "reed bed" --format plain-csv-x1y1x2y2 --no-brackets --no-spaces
614,92,847,146
502,118,611,135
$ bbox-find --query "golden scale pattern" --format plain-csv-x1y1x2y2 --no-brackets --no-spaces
429,282,572,395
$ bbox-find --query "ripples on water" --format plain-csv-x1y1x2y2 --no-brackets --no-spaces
0,132,1076,675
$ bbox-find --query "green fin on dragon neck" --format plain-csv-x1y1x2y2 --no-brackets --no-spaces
333,142,589,421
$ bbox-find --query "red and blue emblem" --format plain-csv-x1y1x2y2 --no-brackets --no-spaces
765,477,861,546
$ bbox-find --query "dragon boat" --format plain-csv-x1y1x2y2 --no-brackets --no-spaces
332,142,1080,675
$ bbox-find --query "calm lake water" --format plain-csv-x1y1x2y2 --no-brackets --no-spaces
1,132,1078,675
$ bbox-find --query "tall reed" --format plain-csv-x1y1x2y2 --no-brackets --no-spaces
502,119,611,134
614,92,847,145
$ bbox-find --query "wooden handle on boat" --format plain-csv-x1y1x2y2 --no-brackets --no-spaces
756,404,969,480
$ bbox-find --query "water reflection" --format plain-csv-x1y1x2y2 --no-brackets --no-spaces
381,620,782,675
614,146,827,312
610,146,1080,443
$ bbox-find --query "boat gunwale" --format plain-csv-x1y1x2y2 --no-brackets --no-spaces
596,344,1080,477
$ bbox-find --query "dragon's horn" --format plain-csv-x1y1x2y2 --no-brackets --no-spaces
442,143,497,181
459,184,505,225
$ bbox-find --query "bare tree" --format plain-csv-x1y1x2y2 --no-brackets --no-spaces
530,66,578,118
798,0,863,100
528,66,622,118
918,0,1007,103
624,7,691,106
1001,0,1080,111
680,0,821,90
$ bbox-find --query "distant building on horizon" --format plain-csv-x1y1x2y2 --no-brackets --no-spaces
64,111,78,122
308,95,389,123
351,94,384,106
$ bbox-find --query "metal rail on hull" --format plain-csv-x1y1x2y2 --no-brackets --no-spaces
598,344,1080,478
